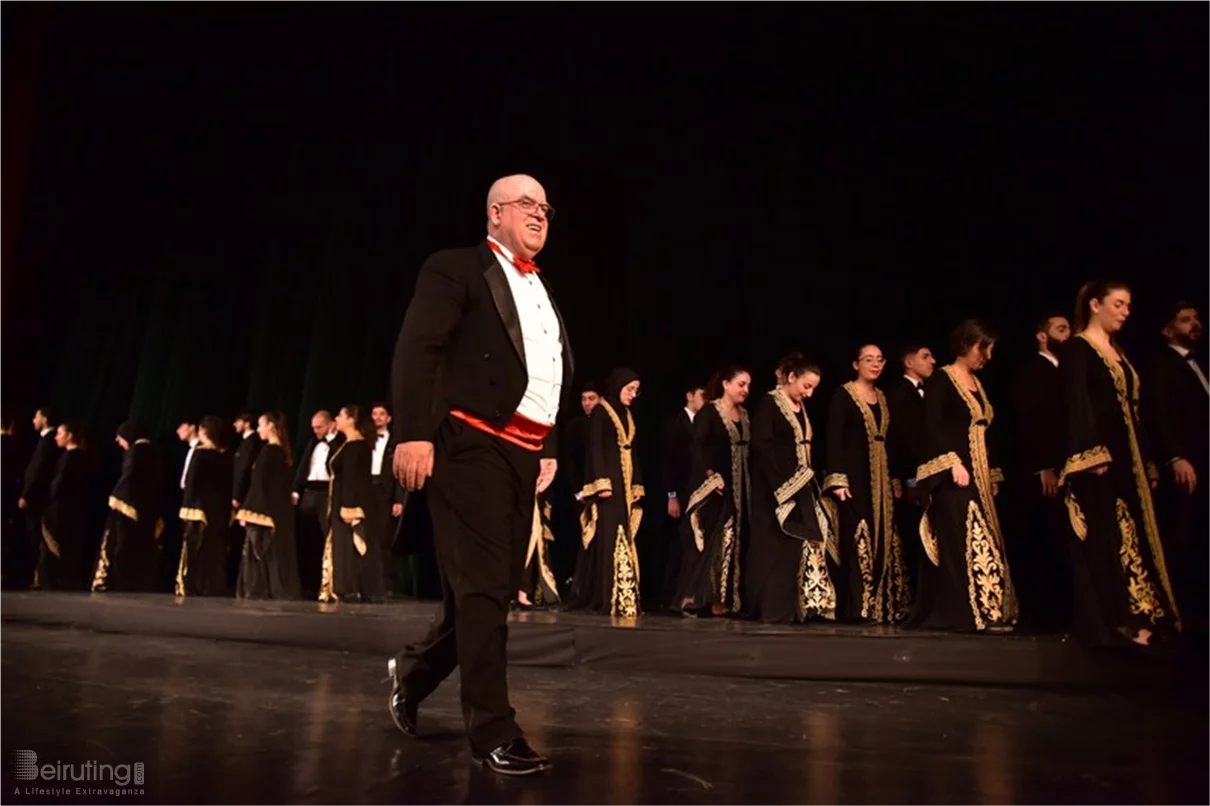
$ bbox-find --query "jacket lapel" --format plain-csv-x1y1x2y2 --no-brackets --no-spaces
479,242,527,369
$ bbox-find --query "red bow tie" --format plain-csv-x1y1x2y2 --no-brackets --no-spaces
487,240,540,275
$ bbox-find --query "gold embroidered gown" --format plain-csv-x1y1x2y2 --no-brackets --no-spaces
319,436,386,603
567,395,644,618
176,446,233,597
521,494,561,607
907,367,1017,632
745,389,838,623
236,443,302,600
675,399,750,615
1059,334,1180,645
93,432,162,593
823,383,912,624
36,448,88,590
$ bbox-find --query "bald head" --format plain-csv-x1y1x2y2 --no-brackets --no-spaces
485,174,550,261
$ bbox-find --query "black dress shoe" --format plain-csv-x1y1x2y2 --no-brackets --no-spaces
387,658,417,737
473,737,551,776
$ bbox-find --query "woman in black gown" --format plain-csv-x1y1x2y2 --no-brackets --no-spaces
567,368,645,618
907,320,1017,633
92,421,162,592
518,493,561,608
236,411,302,600
319,404,385,604
1059,281,1180,647
746,353,838,623
36,422,89,590
676,366,752,617
823,344,911,624
176,416,233,597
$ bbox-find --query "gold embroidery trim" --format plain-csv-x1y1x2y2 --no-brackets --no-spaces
854,519,874,619
1059,446,1112,485
91,528,111,591
237,509,275,529
822,473,849,491
174,534,189,597
40,523,61,559
798,539,836,621
179,507,207,525
108,496,138,522
319,528,337,603
610,524,639,618
580,502,598,549
1066,492,1088,540
963,499,1015,631
916,452,961,481
711,399,751,534
581,478,613,498
919,506,941,566
686,473,725,553
770,388,812,467
1116,498,1165,623
340,506,366,523
775,465,814,506
989,468,1005,485
1078,333,1181,629
820,497,841,565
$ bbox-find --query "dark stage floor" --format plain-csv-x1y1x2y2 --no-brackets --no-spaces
2,625,1206,805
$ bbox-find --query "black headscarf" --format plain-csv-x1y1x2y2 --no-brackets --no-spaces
603,367,640,409
116,420,147,445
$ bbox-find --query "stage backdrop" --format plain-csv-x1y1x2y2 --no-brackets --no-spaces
3,7,1205,587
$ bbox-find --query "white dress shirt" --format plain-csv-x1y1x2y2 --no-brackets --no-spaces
1170,343,1210,394
685,406,697,424
308,434,336,482
371,432,389,477
180,438,199,490
40,427,52,438
904,374,925,398
1039,351,1059,368
487,236,564,426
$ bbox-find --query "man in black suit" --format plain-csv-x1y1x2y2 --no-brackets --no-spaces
388,174,572,776
657,384,704,609
1010,312,1073,631
885,344,935,580
18,407,61,589
229,410,263,586
292,410,344,598
370,402,406,595
1144,302,1208,633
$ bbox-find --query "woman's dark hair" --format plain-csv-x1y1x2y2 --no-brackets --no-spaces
776,352,821,381
261,411,293,468
199,415,232,452
949,319,999,359
853,343,881,362
705,365,750,401
59,420,85,449
1074,280,1131,333
340,404,378,443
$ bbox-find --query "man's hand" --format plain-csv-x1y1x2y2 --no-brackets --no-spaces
536,458,557,494
1039,469,1059,499
391,503,403,518
1172,458,1198,495
395,441,435,491
952,465,971,488
668,497,682,519
291,492,300,506
1092,466,1108,476
232,499,241,510
17,497,26,510
833,487,852,502
992,482,1000,497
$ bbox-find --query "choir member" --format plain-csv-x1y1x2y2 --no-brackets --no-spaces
176,416,234,597
1010,312,1074,631
370,403,406,595
518,494,561,608
1059,282,1180,647
1144,302,1207,634
675,366,751,617
824,344,911,624
292,411,345,598
885,343,935,580
236,411,302,600
563,383,600,550
229,410,263,585
907,320,1018,633
319,404,386,604
19,407,61,588
567,368,645,617
36,421,88,590
657,384,704,610
745,353,838,623
92,421,163,593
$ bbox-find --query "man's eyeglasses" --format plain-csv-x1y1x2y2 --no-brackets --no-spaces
497,197,556,222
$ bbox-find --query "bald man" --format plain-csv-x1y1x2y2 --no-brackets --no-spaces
388,174,574,775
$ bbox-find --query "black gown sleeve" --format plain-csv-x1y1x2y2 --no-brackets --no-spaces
1057,340,1112,484
337,442,373,524
580,407,614,499
915,377,965,485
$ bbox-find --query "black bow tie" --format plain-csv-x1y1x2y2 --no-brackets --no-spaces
1185,351,1198,362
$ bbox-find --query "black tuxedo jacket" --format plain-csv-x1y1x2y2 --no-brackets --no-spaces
561,414,591,494
21,430,61,508
391,241,575,459
884,376,928,482
232,432,264,503
660,409,695,502
1144,346,1209,472
1013,354,1064,474
292,434,347,494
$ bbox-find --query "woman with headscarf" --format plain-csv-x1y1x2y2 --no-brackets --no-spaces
319,404,386,604
92,421,163,593
566,367,645,618
675,365,752,617
745,353,839,623
36,421,89,590
236,411,302,600
176,415,234,597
